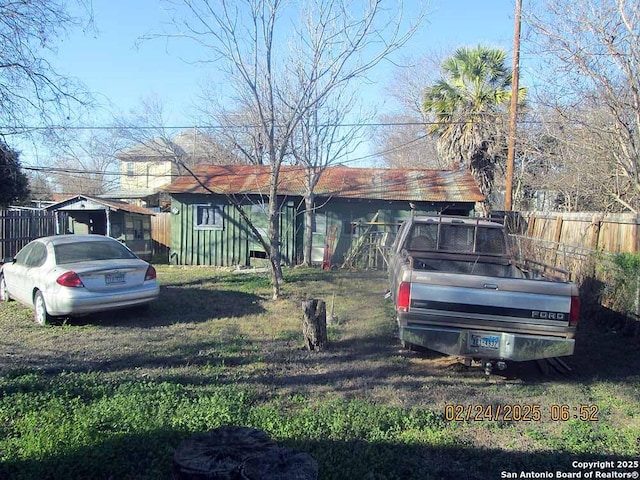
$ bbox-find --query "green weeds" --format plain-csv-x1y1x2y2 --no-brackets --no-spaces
0,266,638,479
597,252,640,316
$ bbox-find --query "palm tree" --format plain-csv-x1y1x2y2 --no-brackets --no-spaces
423,46,524,210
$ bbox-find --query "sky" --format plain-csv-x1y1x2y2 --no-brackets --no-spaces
26,0,521,166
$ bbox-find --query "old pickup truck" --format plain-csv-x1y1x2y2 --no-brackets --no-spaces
388,215,580,374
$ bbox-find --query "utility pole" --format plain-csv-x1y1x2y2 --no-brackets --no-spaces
505,0,522,211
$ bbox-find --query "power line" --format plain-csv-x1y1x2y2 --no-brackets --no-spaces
17,124,437,174
0,116,552,134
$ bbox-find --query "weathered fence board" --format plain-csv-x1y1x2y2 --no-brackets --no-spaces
150,211,171,259
515,213,640,333
522,211,640,254
0,209,56,259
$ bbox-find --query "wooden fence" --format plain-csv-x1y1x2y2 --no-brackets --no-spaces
0,208,172,262
151,212,171,261
521,211,640,254
519,212,640,330
0,209,57,259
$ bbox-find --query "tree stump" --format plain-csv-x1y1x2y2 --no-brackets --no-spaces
171,426,317,480
301,299,327,351
171,426,275,479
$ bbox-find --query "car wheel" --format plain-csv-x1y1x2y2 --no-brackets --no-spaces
0,274,11,302
33,291,51,326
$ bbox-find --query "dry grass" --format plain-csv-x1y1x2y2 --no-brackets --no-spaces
0,265,639,479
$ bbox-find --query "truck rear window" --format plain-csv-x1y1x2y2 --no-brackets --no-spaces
475,227,506,255
407,223,506,255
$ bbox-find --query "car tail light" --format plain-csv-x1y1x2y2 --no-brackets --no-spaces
56,271,84,288
569,295,580,327
397,281,411,313
145,265,157,281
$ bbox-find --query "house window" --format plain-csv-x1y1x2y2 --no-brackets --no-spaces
194,204,224,230
126,162,134,177
251,201,268,215
313,211,326,234
133,218,144,239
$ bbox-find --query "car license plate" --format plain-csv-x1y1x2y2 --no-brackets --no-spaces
470,334,500,350
105,272,125,285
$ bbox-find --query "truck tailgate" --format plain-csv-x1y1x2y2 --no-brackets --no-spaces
407,270,576,336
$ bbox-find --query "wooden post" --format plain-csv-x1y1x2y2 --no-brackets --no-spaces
552,215,564,267
302,299,327,351
591,216,602,251
553,215,563,244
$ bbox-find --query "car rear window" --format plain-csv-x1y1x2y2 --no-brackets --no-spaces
54,241,137,265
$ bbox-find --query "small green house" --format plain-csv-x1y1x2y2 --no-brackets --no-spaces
163,165,484,268
45,195,156,260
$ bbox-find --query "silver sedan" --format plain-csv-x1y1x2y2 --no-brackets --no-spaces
0,234,160,325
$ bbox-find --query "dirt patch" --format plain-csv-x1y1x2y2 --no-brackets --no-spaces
1,266,639,456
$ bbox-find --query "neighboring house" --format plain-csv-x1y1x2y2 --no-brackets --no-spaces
102,128,238,210
163,165,484,267
45,195,156,260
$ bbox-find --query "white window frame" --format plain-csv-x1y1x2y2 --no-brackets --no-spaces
194,204,224,231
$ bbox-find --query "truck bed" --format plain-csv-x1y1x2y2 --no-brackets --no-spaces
388,215,580,364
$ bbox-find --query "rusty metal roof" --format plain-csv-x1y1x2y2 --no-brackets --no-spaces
163,165,484,203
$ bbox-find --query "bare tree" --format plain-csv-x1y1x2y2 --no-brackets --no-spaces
377,53,445,169
0,0,93,136
526,0,640,212
0,0,94,198
25,170,54,203
51,130,123,196
517,106,616,211
115,95,189,171
510,98,628,212
157,0,427,299
290,85,368,266
376,114,441,169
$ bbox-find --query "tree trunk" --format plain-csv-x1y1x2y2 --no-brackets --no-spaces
302,299,327,351
302,192,315,266
269,166,283,299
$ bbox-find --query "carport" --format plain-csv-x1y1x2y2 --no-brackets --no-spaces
45,195,155,260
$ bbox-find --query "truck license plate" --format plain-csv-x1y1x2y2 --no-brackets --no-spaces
470,334,500,350
105,272,125,285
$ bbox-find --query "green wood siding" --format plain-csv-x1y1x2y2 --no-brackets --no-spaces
168,192,473,267
314,199,471,267
169,194,299,266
